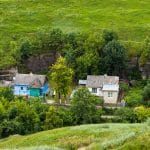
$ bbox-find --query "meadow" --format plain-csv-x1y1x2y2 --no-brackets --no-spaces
0,123,149,150
0,0,150,49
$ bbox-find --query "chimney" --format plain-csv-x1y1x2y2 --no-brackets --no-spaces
104,74,107,78
30,72,33,75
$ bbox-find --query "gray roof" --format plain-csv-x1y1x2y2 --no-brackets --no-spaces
13,73,46,87
86,75,119,88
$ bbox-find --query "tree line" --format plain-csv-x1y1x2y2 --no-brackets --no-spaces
0,86,150,139
0,29,149,81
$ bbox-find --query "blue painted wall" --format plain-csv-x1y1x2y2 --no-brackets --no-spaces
13,83,49,96
41,83,49,94
14,85,30,96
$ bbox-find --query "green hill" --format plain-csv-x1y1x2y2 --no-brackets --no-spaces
0,0,150,49
0,123,149,150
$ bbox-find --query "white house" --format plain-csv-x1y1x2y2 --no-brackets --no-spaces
79,75,119,104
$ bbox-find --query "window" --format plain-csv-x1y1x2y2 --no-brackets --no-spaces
20,87,23,90
108,92,113,97
92,88,97,93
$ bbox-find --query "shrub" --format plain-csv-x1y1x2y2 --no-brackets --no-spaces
125,88,143,107
45,106,63,130
134,106,150,122
115,108,137,123
0,87,14,101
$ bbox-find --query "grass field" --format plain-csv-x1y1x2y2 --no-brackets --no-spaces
0,123,149,150
0,0,150,49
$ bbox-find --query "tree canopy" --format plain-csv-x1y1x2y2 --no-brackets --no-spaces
49,57,74,100
100,40,127,76
71,87,102,124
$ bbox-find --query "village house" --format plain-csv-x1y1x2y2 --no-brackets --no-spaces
79,75,119,104
12,73,49,97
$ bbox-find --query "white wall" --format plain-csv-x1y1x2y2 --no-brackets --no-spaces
103,91,118,104
88,88,103,97
88,88,118,104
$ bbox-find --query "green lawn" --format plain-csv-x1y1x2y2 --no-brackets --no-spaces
0,123,149,150
0,0,150,49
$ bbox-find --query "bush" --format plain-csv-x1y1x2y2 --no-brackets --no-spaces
45,106,63,130
134,106,150,122
0,87,14,101
125,88,143,107
115,108,137,123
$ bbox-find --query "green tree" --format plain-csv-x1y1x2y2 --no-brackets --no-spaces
20,41,32,60
140,37,150,65
100,40,127,76
50,57,74,101
0,87,14,101
71,87,102,124
102,30,118,45
45,106,63,130
15,101,40,134
125,88,143,107
76,51,100,79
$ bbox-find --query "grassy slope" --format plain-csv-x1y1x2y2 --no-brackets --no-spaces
0,0,150,48
0,123,149,150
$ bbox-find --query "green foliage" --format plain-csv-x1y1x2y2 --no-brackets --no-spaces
45,106,63,130
102,30,118,44
120,82,129,93
140,37,150,65
58,107,74,126
115,106,150,123
1,0,149,48
134,106,150,122
100,40,127,76
125,88,143,107
115,108,137,123
71,87,102,124
143,82,150,105
0,123,149,150
0,0,150,69
19,41,32,60
76,50,100,79
0,87,14,101
49,57,74,100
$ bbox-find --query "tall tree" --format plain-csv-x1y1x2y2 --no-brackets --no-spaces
49,57,74,101
100,40,127,76
71,87,102,124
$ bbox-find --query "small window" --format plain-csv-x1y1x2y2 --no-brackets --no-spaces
108,92,113,97
92,88,97,93
20,87,23,90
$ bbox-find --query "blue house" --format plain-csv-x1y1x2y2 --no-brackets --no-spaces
12,73,49,97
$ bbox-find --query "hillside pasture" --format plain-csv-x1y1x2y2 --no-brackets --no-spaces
0,123,149,150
